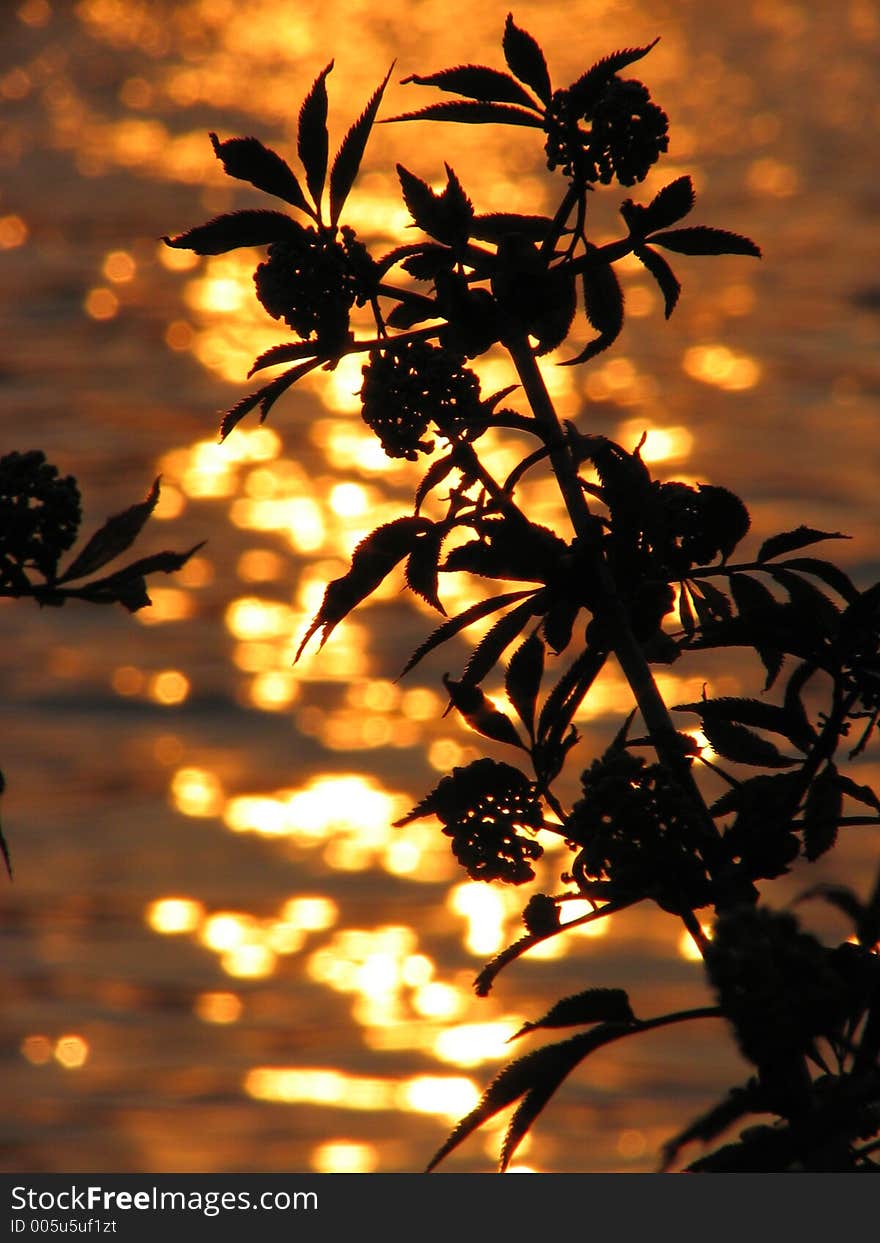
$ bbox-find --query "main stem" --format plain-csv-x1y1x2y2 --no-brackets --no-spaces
506,334,748,915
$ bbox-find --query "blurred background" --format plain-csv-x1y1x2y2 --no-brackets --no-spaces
1,0,878,1173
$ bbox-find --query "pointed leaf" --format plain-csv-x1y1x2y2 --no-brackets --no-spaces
382,100,544,128
569,40,661,107
536,646,607,745
701,719,797,768
208,133,312,214
248,341,320,376
402,64,541,109
426,1036,575,1172
768,567,841,637
661,1083,764,1172
499,1025,636,1171
502,13,552,105
219,360,321,440
57,479,161,583
833,773,880,813
405,526,446,614
414,455,456,514
757,526,849,563
729,572,777,616
442,674,525,749
648,226,761,257
562,262,623,364
163,210,304,255
673,695,805,747
296,517,428,660
329,64,393,225
511,989,635,1040
298,61,333,210
505,632,545,735
399,589,537,679
779,558,858,604
635,244,680,317
689,578,733,623
802,765,843,861
396,162,473,244
462,596,541,688
642,175,695,232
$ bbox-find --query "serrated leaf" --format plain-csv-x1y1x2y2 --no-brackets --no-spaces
57,479,161,584
779,558,858,603
569,40,660,107
248,341,320,376
79,543,205,611
802,765,843,861
442,674,525,749
661,1083,763,1172
429,1026,625,1172
634,244,680,317
563,260,623,364
643,175,696,232
462,596,543,689
757,526,849,563
673,695,804,746
536,645,607,746
426,1038,569,1171
414,455,456,514
402,64,541,109
583,255,624,335
329,63,393,225
702,719,797,768
505,632,544,735
501,13,552,104
296,517,428,660
729,572,778,616
399,589,537,679
382,100,544,128
219,360,321,440
689,578,733,623
832,772,880,812
396,162,473,245
163,210,304,255
499,1024,635,1171
208,133,312,214
405,526,446,614
298,61,333,210
511,988,635,1040
768,567,841,637
648,226,761,257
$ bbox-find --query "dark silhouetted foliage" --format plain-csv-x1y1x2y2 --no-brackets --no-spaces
167,14,880,1172
0,453,201,877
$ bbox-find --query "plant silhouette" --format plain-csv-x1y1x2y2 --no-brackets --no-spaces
166,14,880,1171
0,450,201,876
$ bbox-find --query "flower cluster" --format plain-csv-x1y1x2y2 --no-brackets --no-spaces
254,225,375,350
544,74,668,186
569,747,711,912
654,481,751,574
0,451,81,589
360,340,483,461
396,758,544,884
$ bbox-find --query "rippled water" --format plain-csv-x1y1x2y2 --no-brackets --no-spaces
1,0,879,1174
